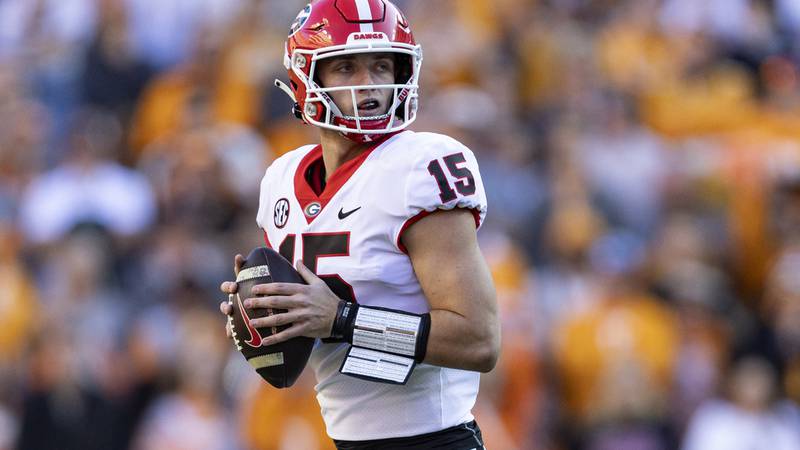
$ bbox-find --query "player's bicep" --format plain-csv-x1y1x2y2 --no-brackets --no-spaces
402,208,495,318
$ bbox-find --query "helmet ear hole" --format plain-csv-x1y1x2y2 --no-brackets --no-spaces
395,54,413,84
395,102,406,121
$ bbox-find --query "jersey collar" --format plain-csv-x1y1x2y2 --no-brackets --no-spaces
293,133,400,224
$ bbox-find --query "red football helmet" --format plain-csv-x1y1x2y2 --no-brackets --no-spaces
275,0,423,143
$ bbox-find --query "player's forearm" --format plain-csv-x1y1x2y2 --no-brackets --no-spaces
327,294,500,373
423,307,500,372
387,208,501,372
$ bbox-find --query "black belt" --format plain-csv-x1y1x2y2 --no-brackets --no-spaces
334,420,485,450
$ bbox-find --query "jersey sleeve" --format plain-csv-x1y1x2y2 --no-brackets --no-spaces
393,134,488,252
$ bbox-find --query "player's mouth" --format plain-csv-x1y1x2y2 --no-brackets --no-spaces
357,98,382,116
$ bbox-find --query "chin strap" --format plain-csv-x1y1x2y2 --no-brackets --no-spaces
275,79,304,119
274,79,296,102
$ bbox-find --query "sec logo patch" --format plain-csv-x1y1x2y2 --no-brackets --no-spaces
274,198,290,228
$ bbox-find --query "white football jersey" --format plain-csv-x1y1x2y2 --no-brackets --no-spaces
255,130,488,440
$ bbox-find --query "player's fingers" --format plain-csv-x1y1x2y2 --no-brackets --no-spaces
251,282,303,296
219,302,233,316
234,253,245,275
249,311,300,329
220,281,238,294
245,295,300,310
259,323,306,346
295,260,322,285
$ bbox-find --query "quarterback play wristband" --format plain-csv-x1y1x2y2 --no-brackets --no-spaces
331,302,431,363
339,346,416,385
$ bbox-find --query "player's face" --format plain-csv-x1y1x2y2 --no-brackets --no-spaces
316,52,396,117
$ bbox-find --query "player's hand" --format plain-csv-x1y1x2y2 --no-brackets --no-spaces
244,260,340,346
219,254,245,338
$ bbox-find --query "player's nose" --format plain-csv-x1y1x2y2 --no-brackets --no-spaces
354,65,379,87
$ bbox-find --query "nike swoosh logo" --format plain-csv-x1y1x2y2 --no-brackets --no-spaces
338,206,361,220
235,292,263,347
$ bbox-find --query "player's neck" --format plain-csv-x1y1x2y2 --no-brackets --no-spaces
318,129,372,181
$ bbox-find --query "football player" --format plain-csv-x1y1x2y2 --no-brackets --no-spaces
220,0,499,448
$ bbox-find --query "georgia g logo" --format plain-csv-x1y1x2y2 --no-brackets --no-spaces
274,198,290,228
304,202,322,217
289,4,312,36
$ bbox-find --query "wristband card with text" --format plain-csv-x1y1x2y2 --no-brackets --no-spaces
339,346,416,385
352,307,421,357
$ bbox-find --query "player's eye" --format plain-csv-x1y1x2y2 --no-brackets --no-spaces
335,62,353,73
375,60,393,72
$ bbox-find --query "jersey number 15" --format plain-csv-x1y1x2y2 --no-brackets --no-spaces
427,152,476,203
278,233,356,304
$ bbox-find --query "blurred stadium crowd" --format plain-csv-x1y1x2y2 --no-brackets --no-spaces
2,0,800,449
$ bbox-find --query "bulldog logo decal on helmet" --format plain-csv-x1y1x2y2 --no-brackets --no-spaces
289,4,312,37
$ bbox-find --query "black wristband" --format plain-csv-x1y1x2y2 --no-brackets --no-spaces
415,313,431,363
330,300,358,341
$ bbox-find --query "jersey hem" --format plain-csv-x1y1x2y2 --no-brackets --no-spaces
395,207,482,254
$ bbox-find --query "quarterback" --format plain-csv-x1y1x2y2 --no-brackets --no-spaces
220,0,499,448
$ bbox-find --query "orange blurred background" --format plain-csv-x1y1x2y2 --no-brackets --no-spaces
2,0,800,449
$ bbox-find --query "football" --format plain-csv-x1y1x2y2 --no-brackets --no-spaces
228,246,314,388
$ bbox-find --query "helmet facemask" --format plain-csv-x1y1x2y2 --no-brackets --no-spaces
288,41,423,142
